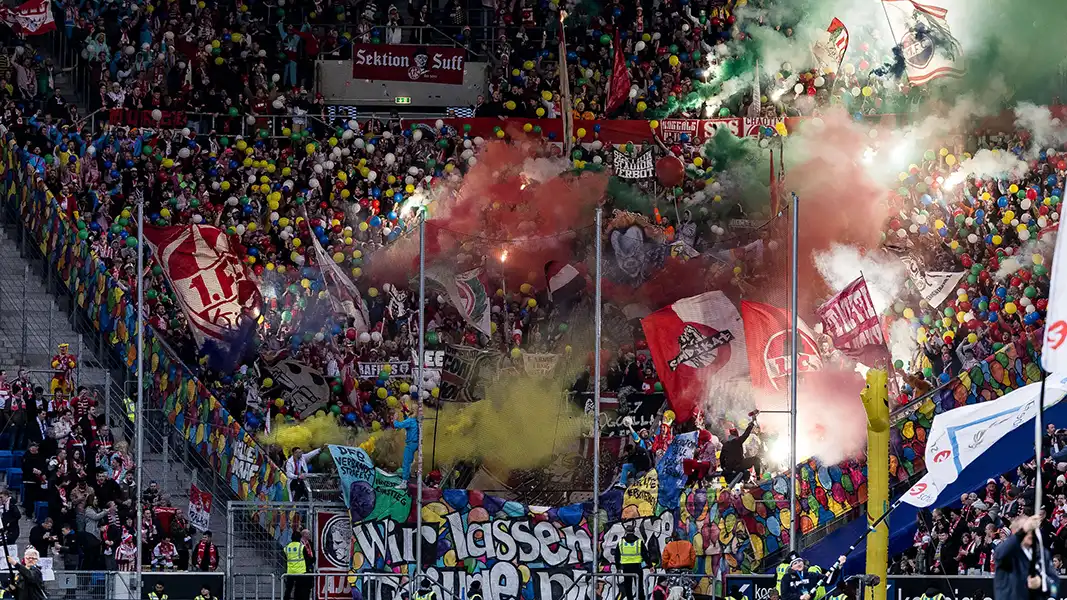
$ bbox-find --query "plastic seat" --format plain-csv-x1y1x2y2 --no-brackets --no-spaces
33,501,47,524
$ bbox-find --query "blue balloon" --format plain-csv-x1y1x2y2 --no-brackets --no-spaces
370,215,382,227
938,373,950,384
996,286,1007,298
679,133,690,142
394,192,403,202
362,404,373,414
593,124,601,133
387,211,397,220
938,227,948,237
920,194,932,205
918,225,929,234
248,247,259,256
372,187,381,198
998,196,1009,208
345,412,357,423
988,312,998,323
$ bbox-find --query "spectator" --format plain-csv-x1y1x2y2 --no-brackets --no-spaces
192,530,220,572
995,515,1058,599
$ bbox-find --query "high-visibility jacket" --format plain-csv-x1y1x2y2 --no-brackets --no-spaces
920,595,945,600
148,594,169,600
619,539,643,565
808,565,826,599
414,591,436,600
468,593,482,600
285,541,307,574
775,562,790,592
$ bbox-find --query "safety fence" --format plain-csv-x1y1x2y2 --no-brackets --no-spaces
45,571,225,600
0,139,296,549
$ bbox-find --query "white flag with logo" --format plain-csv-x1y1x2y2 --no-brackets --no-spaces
881,0,964,86
901,375,1067,507
899,256,964,308
1044,226,1067,373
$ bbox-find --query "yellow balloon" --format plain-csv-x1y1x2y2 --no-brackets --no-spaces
527,298,537,308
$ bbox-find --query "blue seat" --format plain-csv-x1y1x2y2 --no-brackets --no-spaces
0,451,13,471
5,468,21,497
33,501,47,524
11,451,22,468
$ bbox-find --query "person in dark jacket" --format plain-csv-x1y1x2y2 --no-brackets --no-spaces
995,514,1060,600
779,555,845,600
719,411,761,485
6,548,45,600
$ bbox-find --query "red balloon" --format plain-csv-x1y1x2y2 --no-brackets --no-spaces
1010,277,1021,288
1038,299,1049,311
1020,270,1032,282
656,156,685,187
1027,188,1038,200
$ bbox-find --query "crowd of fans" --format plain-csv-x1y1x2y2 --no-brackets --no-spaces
891,423,1067,577
0,368,220,573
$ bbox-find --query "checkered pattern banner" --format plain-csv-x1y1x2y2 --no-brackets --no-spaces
446,106,476,118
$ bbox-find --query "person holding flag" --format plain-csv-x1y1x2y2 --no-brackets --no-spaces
779,554,846,600
994,514,1058,600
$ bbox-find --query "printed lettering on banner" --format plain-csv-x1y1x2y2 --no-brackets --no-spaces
356,361,413,379
108,109,188,128
521,353,561,376
612,148,655,179
349,511,675,600
351,44,466,84
742,117,786,137
815,276,889,362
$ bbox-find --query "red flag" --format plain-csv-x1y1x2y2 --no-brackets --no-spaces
605,30,631,115
641,291,749,422
740,301,823,391
0,0,55,35
143,225,261,346
769,149,779,216
815,276,891,366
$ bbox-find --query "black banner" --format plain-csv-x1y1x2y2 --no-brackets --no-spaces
722,575,1012,600
612,148,655,179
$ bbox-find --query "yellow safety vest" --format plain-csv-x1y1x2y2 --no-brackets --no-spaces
619,539,643,565
808,566,826,600
414,591,436,600
920,595,945,600
285,542,306,574
124,397,136,423
149,594,169,600
775,563,790,592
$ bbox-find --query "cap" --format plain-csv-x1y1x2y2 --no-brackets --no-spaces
987,478,996,484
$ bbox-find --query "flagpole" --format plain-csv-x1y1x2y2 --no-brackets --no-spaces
414,215,426,593
789,192,799,553
591,205,603,591
1037,368,1046,512
134,193,145,587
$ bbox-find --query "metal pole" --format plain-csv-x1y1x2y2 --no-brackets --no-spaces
76,335,82,389
789,192,799,552
104,370,111,428
134,197,145,586
414,215,426,592
591,206,603,589
21,265,26,364
1037,370,1047,512
226,502,235,585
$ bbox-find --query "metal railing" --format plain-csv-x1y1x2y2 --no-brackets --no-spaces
47,570,226,600
225,501,346,579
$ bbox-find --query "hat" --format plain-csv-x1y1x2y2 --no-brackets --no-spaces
972,501,988,511
789,557,805,567
987,478,996,484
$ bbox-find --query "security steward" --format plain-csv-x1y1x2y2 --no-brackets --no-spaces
0,577,12,599
194,584,215,600
615,523,654,600
148,581,169,600
413,579,436,600
466,580,483,600
780,555,846,600
776,551,800,593
919,587,946,600
284,533,310,600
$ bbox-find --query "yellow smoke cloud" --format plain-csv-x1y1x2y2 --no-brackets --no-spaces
257,413,356,457
419,374,586,472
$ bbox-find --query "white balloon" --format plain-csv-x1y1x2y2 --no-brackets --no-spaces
354,139,365,149
968,233,978,243
272,73,281,83
468,157,477,166
371,331,383,342
1021,199,1032,210
151,109,163,121
270,211,279,221
1020,229,1031,240
192,214,203,223
814,76,826,87
385,153,396,165
635,41,646,51
382,131,392,139
435,120,445,129
181,128,191,137
408,166,419,175
235,224,246,235
314,164,323,174
309,177,320,188
246,115,256,125
86,146,96,155
628,88,638,99
413,130,423,141
794,83,804,94
366,171,377,182
592,155,603,164
272,100,284,110
463,139,472,148
211,181,220,190
473,137,485,146
342,130,354,140
366,143,376,153
347,119,359,130
178,148,191,159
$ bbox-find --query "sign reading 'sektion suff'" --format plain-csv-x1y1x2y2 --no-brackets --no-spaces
351,44,465,84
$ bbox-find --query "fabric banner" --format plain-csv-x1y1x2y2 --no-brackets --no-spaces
740,301,823,391
899,256,964,308
312,236,371,331
881,0,965,86
521,353,560,376
812,17,849,73
641,291,749,422
815,276,890,364
902,374,1067,507
356,361,413,379
261,359,330,419
579,391,666,437
1044,205,1067,372
188,484,212,532
108,109,188,129
316,510,353,600
0,0,55,35
437,344,499,402
328,445,411,522
427,267,491,336
655,431,699,510
605,30,631,115
350,44,465,84
612,148,655,179
143,225,260,347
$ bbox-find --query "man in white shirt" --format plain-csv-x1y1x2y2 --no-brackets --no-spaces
285,446,322,502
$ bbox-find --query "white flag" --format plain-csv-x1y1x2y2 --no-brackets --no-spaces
899,256,964,308
1044,225,1067,373
881,0,964,86
901,375,1067,507
311,237,370,331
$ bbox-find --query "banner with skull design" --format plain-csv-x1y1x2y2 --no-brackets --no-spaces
143,225,261,347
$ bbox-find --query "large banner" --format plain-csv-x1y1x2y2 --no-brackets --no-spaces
815,276,890,364
641,291,749,422
433,344,500,402
881,0,965,86
262,359,331,419
328,445,410,522
427,267,492,336
0,0,55,35
740,301,823,391
317,510,353,600
351,44,465,84
188,484,212,532
143,225,261,347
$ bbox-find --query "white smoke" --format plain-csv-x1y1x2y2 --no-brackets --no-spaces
944,148,1029,189
813,243,906,313
888,319,918,368
1014,102,1067,157
521,157,571,184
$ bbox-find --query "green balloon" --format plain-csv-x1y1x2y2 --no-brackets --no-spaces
922,367,933,377
228,107,239,117
146,290,158,300
426,331,439,345
126,237,138,248
219,137,230,147
558,323,568,332
943,307,955,317
893,360,904,369
77,230,88,240
110,224,122,234
653,382,663,392
330,405,341,414
1025,286,1037,298
600,34,611,45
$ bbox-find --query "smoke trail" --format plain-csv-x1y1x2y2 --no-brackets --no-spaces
1014,102,1067,157
814,243,906,313
944,149,1029,189
888,319,918,367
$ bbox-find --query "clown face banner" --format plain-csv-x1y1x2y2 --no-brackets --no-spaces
144,225,261,347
